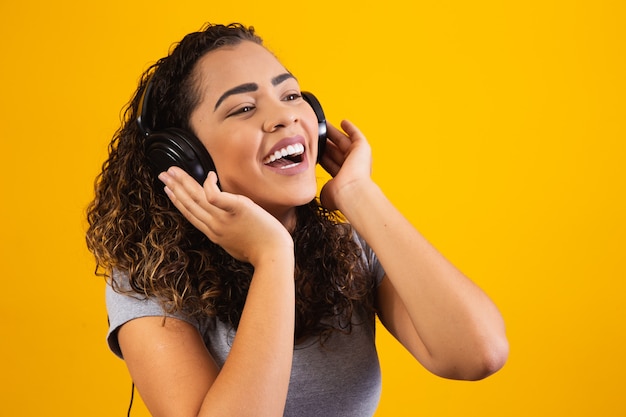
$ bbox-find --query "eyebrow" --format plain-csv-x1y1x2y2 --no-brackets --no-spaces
272,72,296,86
213,72,297,111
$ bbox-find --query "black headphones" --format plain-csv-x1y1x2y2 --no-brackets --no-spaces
137,75,327,185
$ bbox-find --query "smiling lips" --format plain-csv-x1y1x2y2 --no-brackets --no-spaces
263,143,305,168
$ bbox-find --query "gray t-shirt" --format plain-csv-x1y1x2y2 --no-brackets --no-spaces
106,235,385,417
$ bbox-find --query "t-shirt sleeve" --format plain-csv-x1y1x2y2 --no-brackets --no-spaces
105,271,199,359
353,230,386,287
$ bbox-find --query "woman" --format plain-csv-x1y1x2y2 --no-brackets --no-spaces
86,23,508,417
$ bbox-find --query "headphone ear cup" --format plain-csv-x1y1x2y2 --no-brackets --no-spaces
301,92,327,162
145,127,216,185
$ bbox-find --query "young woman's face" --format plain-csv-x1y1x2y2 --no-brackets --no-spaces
189,41,320,222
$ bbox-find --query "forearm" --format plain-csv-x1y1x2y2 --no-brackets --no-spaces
200,250,296,416
338,179,508,377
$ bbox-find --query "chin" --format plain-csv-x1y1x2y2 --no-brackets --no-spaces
288,189,318,207
270,186,318,213
227,175,317,209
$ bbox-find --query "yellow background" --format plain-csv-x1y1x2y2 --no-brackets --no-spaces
1,1,624,416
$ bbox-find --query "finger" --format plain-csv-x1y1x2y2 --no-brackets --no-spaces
339,119,365,141
319,141,344,176
162,184,213,236
160,168,219,228
319,154,341,177
202,171,248,215
202,171,221,205
326,122,353,153
160,167,206,207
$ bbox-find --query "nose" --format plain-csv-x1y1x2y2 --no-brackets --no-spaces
262,101,299,133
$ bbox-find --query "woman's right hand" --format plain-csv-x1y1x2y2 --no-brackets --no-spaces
158,167,293,265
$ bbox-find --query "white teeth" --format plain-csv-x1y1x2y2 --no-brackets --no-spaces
264,143,305,164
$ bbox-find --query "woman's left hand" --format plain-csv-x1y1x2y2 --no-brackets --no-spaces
319,119,373,211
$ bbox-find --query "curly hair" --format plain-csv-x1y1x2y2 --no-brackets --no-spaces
86,23,376,342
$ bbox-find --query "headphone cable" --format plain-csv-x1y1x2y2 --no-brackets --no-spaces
127,382,135,417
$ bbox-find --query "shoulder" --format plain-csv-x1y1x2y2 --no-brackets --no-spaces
105,270,207,358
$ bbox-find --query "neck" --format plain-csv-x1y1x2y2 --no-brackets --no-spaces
271,206,298,234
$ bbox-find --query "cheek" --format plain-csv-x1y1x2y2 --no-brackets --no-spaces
205,138,259,186
211,148,246,177
199,129,244,168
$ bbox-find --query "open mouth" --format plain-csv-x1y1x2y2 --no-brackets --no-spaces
263,143,305,168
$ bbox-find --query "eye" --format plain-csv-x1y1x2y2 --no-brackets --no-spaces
228,105,255,117
283,93,302,102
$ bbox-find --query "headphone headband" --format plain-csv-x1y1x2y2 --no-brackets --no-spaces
136,75,155,137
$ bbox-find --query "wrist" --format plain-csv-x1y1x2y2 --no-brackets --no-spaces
335,179,381,215
248,240,294,270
